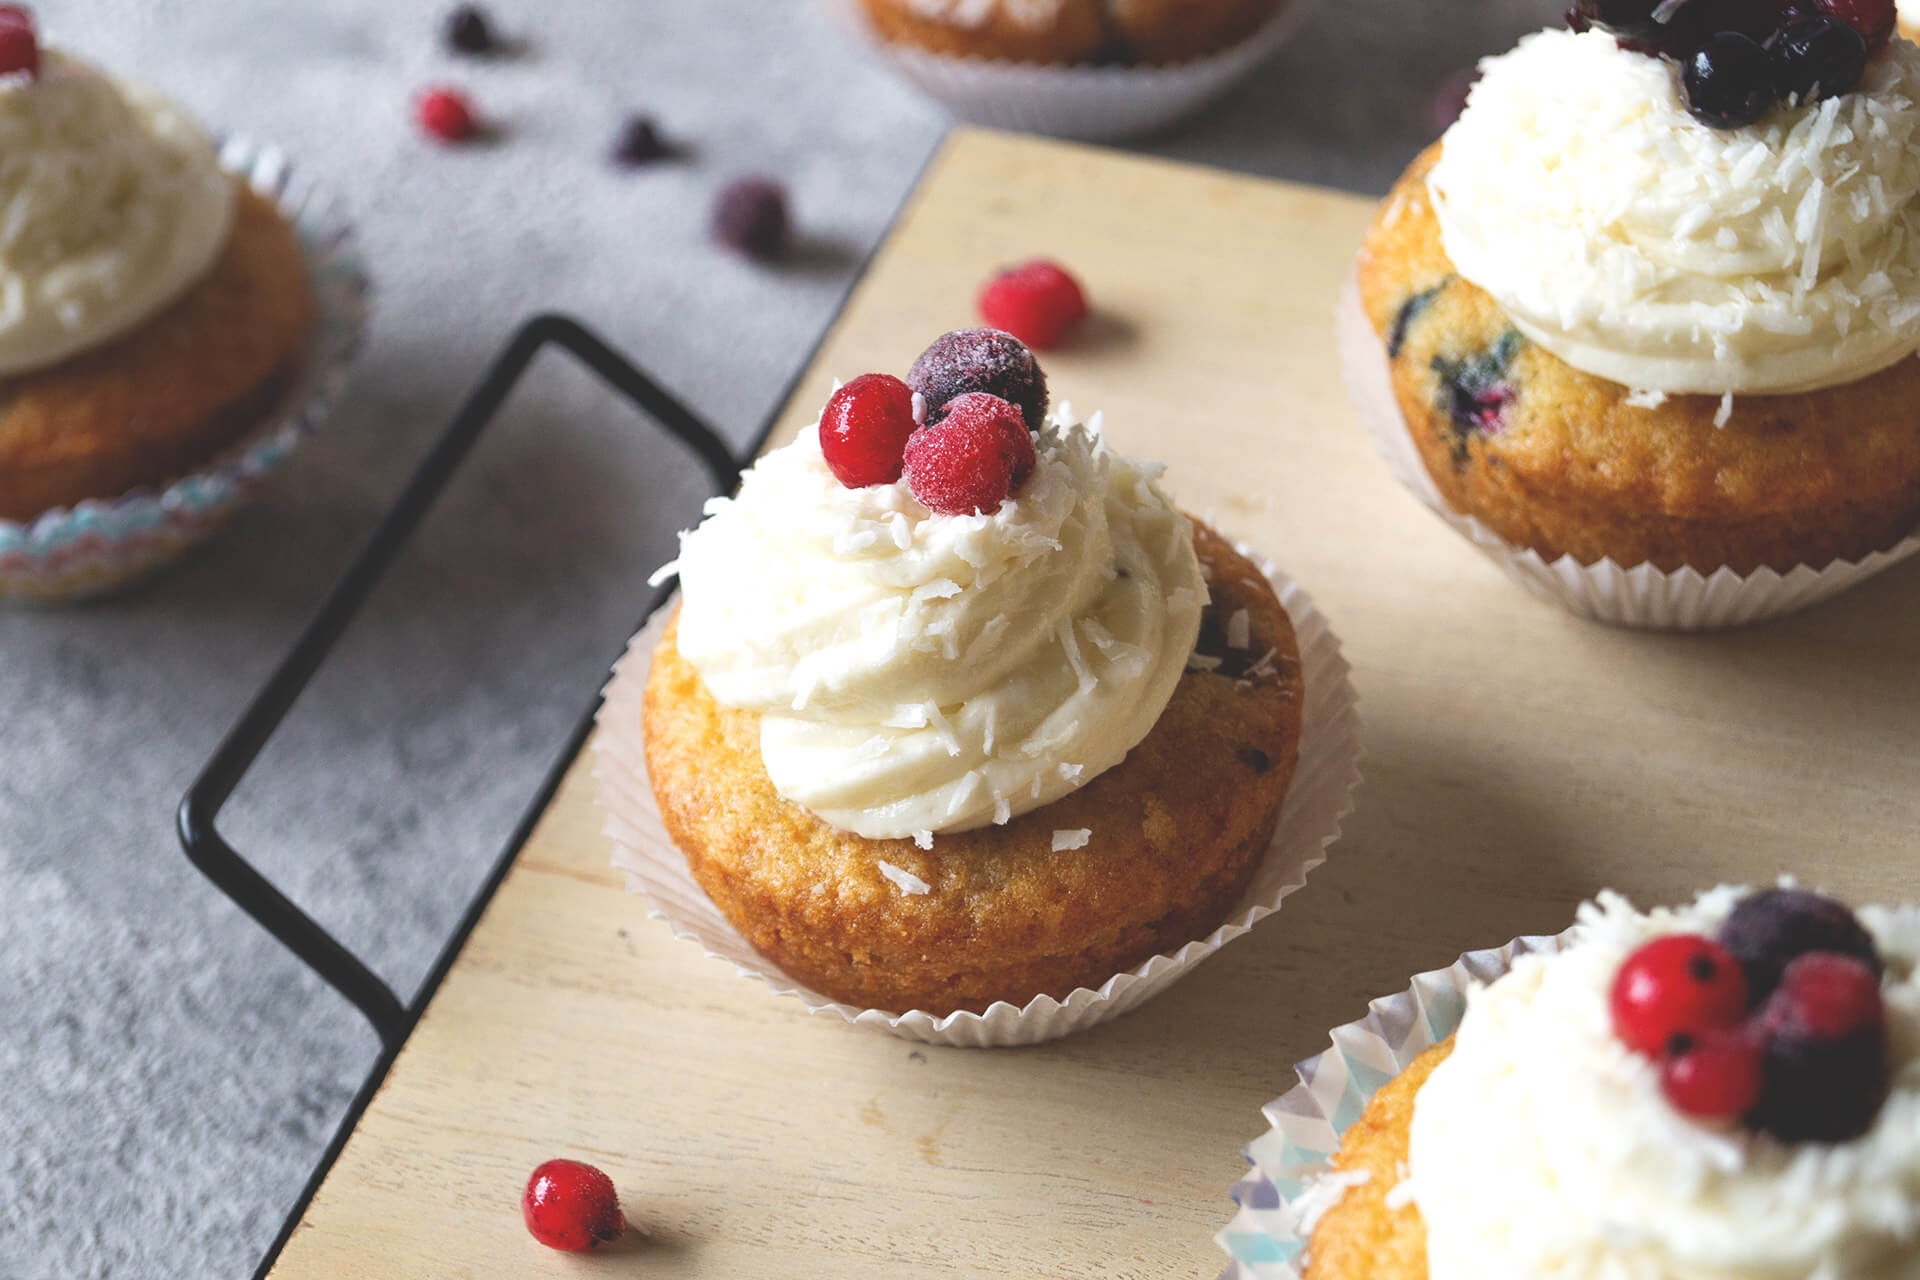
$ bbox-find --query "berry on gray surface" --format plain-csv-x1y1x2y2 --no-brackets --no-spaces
712,177,789,262
612,116,672,167
443,4,495,55
906,328,1049,434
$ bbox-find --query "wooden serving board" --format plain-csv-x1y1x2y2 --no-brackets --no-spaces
268,127,1920,1279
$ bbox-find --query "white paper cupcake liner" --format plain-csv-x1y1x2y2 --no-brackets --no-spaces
592,557,1362,1048
0,136,369,602
1336,274,1920,630
819,0,1319,141
1214,928,1569,1279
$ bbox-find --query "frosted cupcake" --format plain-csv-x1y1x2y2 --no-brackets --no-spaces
855,0,1286,65
1353,6,1920,577
1307,885,1920,1278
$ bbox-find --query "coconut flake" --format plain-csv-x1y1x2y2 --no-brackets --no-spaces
1051,828,1092,851
1715,391,1734,428
992,794,1012,825
1225,608,1251,650
646,558,680,587
1624,387,1668,409
877,860,931,896
912,829,934,850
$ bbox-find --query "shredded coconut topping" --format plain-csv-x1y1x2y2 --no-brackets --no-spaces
1051,828,1092,851
876,860,931,895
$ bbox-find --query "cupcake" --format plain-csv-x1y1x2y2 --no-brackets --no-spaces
855,0,1286,65
0,11,312,526
636,329,1307,1016
1304,885,1920,1278
1352,7,1920,580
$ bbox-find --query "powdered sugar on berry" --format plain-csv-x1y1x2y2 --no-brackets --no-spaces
669,406,1205,839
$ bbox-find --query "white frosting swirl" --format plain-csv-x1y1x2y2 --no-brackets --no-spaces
1430,28,1920,394
669,409,1205,840
0,50,235,376
1407,886,1920,1279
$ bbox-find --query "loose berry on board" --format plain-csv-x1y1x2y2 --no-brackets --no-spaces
712,177,790,262
1750,952,1890,1142
1718,887,1881,1001
523,1159,627,1252
416,87,480,143
978,260,1088,350
906,328,1049,433
1814,0,1898,53
904,393,1035,516
1610,934,1751,1057
612,115,672,167
1768,16,1868,103
443,4,496,55
1660,1028,1767,1120
1684,33,1779,128
820,374,919,488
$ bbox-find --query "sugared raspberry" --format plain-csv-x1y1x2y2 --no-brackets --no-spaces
1660,1029,1766,1120
820,374,918,488
1764,951,1885,1040
907,328,1049,433
712,177,789,262
523,1159,626,1252
903,393,1035,516
1814,0,1897,53
416,87,479,143
1750,951,1889,1142
0,5,36,78
1610,934,1751,1057
1718,887,1881,1002
978,261,1088,350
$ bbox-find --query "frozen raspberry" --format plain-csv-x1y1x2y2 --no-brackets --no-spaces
443,4,496,55
978,260,1088,350
1750,952,1889,1142
1661,1028,1766,1121
523,1159,626,1252
0,4,36,78
1813,0,1897,53
906,328,1049,433
1610,934,1750,1057
416,87,480,143
1718,887,1881,1002
820,374,918,488
712,177,789,262
903,393,1035,516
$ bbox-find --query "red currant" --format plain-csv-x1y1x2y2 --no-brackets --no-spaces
416,87,479,143
1814,0,1897,53
1610,934,1750,1058
0,6,36,78
820,374,918,488
904,392,1035,516
1764,951,1884,1040
1661,1028,1766,1120
978,261,1088,350
523,1159,626,1252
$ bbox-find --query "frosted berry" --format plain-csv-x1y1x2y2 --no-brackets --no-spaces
712,177,789,261
443,4,496,55
907,328,1049,433
904,393,1035,516
1611,934,1751,1057
417,87,479,143
1718,887,1881,1002
979,260,1088,350
821,374,918,488
1685,33,1778,128
523,1159,626,1252
0,4,36,78
1814,0,1897,53
1750,952,1889,1142
1661,1029,1766,1121
1768,16,1867,102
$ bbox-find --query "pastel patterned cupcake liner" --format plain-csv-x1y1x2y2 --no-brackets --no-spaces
819,0,1321,141
592,556,1363,1048
0,136,370,602
1336,274,1920,630
1214,929,1569,1279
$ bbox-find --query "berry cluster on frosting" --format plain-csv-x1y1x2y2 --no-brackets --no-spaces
1610,887,1891,1142
1568,0,1894,127
820,329,1049,517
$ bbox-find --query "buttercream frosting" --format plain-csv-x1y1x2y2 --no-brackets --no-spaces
1430,28,1920,395
0,50,235,376
1406,886,1920,1279
667,407,1205,840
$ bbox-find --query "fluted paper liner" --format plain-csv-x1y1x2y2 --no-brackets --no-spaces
1336,273,1920,630
818,0,1319,142
0,137,370,602
592,558,1362,1048
1214,929,1569,1279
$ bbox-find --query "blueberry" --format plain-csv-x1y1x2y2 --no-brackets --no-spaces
906,329,1049,434
1767,16,1868,105
712,177,789,262
1431,329,1523,465
611,115,671,167
1718,888,1882,1002
443,4,495,56
1684,33,1778,128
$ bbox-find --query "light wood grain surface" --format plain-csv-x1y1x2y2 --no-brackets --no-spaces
268,127,1920,1279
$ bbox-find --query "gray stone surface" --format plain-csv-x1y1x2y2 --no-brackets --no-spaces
0,1,1552,1275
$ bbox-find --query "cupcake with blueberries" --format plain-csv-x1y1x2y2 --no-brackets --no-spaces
1345,0,1920,626
595,328,1360,1044
1229,884,1920,1278
0,7,363,599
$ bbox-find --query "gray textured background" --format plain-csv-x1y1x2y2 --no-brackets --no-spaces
0,1,1551,1276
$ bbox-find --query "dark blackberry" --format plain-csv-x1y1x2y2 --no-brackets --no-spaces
443,4,495,55
1718,888,1882,1001
906,329,1049,434
1684,33,1778,128
1767,16,1868,104
711,177,790,262
611,116,671,167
